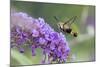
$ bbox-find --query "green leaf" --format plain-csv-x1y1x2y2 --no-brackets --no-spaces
11,49,33,65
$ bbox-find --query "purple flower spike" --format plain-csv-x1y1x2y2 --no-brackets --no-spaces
39,37,47,45
31,45,36,56
11,12,70,64
32,29,39,37
19,48,24,53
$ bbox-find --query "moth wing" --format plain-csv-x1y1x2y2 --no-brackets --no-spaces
63,23,70,29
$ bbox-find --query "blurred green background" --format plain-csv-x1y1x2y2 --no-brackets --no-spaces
11,1,95,66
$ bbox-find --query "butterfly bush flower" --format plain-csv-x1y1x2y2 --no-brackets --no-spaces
11,12,70,64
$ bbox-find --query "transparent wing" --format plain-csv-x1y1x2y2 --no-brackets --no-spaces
64,16,77,26
54,16,60,22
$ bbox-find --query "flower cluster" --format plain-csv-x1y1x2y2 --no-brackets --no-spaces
11,12,70,63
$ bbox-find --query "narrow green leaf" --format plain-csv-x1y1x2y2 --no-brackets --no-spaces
11,49,33,65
